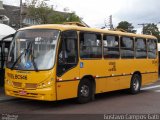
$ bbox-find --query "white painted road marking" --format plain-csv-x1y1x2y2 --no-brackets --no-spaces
154,90,160,92
141,85,160,90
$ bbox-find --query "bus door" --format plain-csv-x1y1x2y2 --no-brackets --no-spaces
0,34,14,86
56,30,79,100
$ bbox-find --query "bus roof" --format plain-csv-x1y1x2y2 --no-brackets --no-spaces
19,24,157,40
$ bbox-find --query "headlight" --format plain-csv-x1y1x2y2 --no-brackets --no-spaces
5,79,13,86
37,79,54,89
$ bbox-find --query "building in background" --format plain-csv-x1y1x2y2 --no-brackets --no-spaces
0,0,86,29
0,0,39,29
0,0,20,29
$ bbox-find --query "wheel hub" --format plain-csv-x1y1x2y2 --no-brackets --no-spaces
80,85,89,97
133,76,139,91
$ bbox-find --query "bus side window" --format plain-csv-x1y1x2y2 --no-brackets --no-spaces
147,39,157,59
80,32,102,59
135,38,147,59
57,31,78,76
120,36,134,59
103,35,120,58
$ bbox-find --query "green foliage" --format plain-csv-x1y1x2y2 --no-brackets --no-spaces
116,21,136,33
143,23,160,41
48,12,81,24
66,12,81,23
26,0,53,24
25,0,81,24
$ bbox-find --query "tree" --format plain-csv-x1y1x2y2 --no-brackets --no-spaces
49,11,81,24
116,21,136,33
65,12,81,23
25,0,53,24
143,23,160,41
25,0,81,24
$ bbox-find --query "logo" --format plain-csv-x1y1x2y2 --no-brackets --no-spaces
25,61,32,69
80,62,84,68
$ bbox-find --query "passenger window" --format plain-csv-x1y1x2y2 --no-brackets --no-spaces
80,32,102,59
135,38,147,58
103,35,119,58
57,31,78,76
147,39,157,59
120,37,134,58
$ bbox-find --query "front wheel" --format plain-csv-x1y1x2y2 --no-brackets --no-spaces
77,79,94,104
129,74,141,94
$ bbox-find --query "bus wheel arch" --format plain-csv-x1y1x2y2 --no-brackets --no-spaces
77,75,95,103
130,71,142,94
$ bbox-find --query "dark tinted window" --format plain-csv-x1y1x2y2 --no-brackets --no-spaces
80,32,102,58
120,37,134,58
103,35,119,58
57,31,78,76
147,39,157,59
135,38,147,58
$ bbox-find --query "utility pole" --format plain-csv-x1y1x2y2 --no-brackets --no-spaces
138,23,148,34
103,15,114,29
109,15,114,30
20,0,22,28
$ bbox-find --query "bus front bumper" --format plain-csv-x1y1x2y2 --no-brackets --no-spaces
5,85,56,101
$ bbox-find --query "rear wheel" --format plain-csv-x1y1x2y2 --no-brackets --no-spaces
77,78,94,103
130,74,141,94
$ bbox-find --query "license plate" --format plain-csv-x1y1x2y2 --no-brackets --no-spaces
19,90,27,95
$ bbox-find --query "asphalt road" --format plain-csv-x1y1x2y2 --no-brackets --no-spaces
1,80,160,120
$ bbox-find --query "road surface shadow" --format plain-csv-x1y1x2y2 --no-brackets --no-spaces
9,89,143,110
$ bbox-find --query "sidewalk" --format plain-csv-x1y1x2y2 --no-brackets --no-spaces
0,87,15,102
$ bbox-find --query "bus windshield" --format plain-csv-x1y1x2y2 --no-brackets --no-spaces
7,29,60,71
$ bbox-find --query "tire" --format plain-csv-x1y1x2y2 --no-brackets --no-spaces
130,74,141,94
77,78,94,104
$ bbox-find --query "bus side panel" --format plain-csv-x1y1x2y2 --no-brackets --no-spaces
118,59,158,89
119,76,131,90
96,78,108,93
107,60,134,91
96,76,131,93
56,81,79,100
80,60,107,93
56,63,80,100
80,60,106,79
142,73,158,85
96,77,126,93
106,77,120,92
141,59,158,85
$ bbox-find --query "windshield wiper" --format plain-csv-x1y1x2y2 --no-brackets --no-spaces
11,49,26,70
11,42,31,70
11,41,39,72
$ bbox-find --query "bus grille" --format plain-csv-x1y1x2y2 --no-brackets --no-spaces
25,83,37,89
12,82,37,89
13,82,22,88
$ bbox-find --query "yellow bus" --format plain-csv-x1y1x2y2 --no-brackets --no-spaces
5,22,158,103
